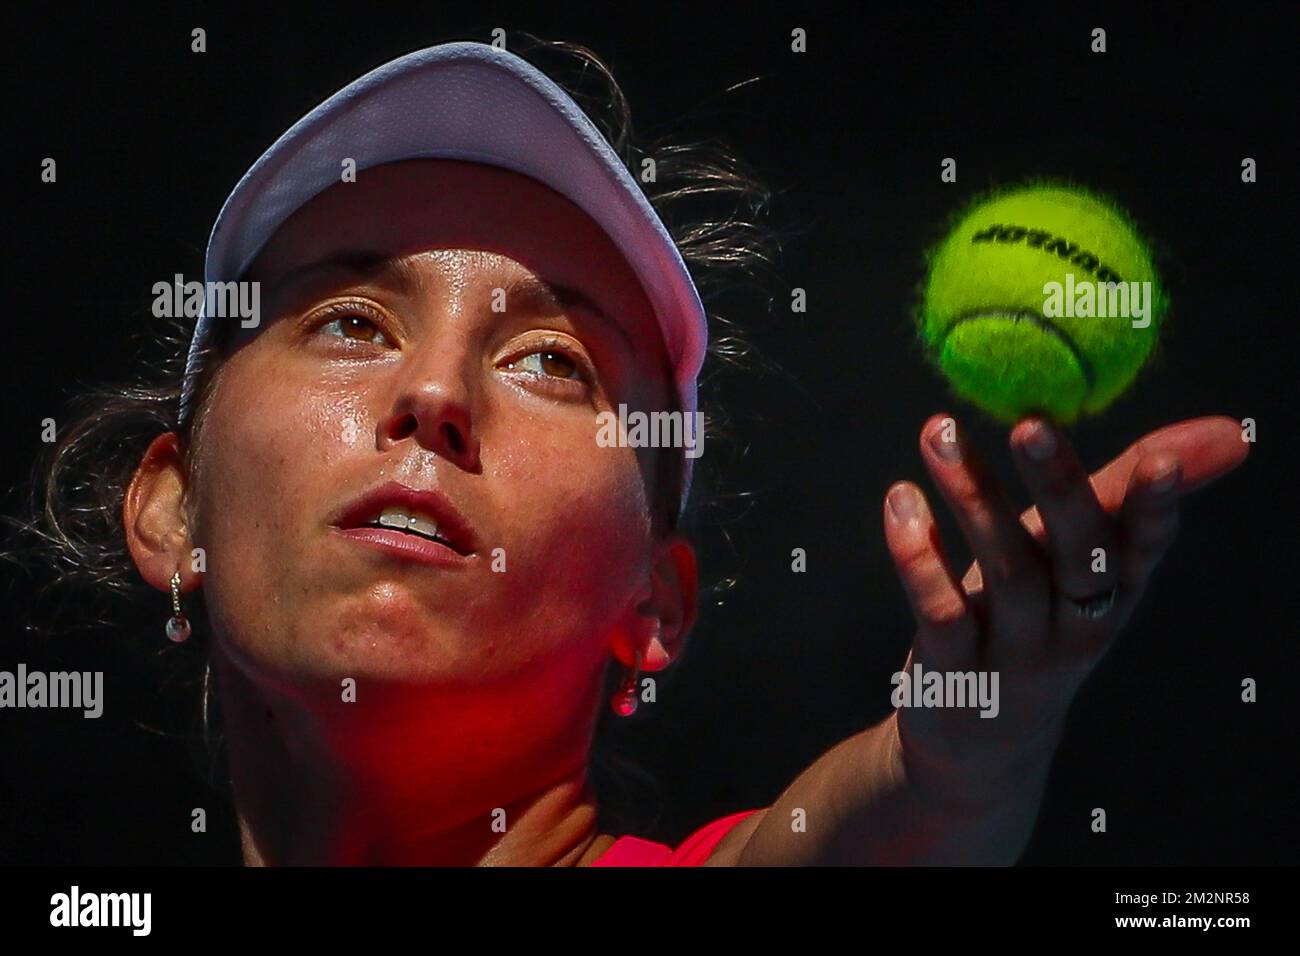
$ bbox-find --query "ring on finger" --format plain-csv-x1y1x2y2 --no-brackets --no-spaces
1062,583,1119,621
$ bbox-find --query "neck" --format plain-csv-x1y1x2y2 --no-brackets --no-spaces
210,649,616,866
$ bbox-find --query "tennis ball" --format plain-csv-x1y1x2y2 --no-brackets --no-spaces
918,181,1167,424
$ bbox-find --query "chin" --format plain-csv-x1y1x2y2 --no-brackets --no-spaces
218,621,472,695
298,617,485,684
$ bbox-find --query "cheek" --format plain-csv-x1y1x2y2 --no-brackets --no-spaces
187,363,374,638
482,407,653,622
194,374,367,529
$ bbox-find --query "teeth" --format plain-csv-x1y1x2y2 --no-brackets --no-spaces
376,506,440,541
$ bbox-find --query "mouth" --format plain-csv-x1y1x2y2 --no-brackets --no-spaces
359,507,462,550
331,481,478,562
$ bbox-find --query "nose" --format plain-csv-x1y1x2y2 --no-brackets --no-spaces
379,350,482,473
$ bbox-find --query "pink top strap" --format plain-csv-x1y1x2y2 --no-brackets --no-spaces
590,809,760,866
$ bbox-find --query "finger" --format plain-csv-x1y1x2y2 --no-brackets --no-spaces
1116,454,1183,611
1086,416,1249,512
974,415,1247,578
920,413,1049,655
1009,418,1120,617
959,415,1246,597
884,480,980,669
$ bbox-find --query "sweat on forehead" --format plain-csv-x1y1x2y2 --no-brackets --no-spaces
228,160,671,408
251,161,645,308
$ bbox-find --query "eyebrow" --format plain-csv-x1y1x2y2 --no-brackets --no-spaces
261,250,415,301
262,252,636,354
500,273,636,354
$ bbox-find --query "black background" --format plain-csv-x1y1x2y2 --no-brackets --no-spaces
2,1,1297,865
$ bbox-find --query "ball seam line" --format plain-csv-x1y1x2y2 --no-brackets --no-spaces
935,308,1097,397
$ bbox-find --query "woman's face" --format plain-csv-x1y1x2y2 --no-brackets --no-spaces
185,159,685,710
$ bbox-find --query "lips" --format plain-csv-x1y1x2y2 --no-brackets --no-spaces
331,480,478,561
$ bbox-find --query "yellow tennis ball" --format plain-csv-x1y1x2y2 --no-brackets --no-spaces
918,181,1167,424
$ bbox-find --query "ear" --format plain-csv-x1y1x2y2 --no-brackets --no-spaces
122,431,199,594
611,535,698,672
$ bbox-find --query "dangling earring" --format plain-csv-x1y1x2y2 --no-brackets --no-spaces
610,649,642,717
166,570,191,643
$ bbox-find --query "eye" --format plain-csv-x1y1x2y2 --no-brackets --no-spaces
306,302,396,348
504,349,583,380
319,313,392,346
496,336,595,399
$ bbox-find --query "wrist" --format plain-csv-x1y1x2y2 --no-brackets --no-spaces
890,709,1061,820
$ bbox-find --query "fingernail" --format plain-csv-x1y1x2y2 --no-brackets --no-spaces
1150,463,1180,493
888,484,921,522
1023,420,1057,462
929,422,962,462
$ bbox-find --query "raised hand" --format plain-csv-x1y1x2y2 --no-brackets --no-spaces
882,413,1249,820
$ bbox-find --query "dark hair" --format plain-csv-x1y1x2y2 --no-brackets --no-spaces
2,34,781,841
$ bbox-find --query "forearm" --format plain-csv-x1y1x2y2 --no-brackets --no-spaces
737,711,1052,866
